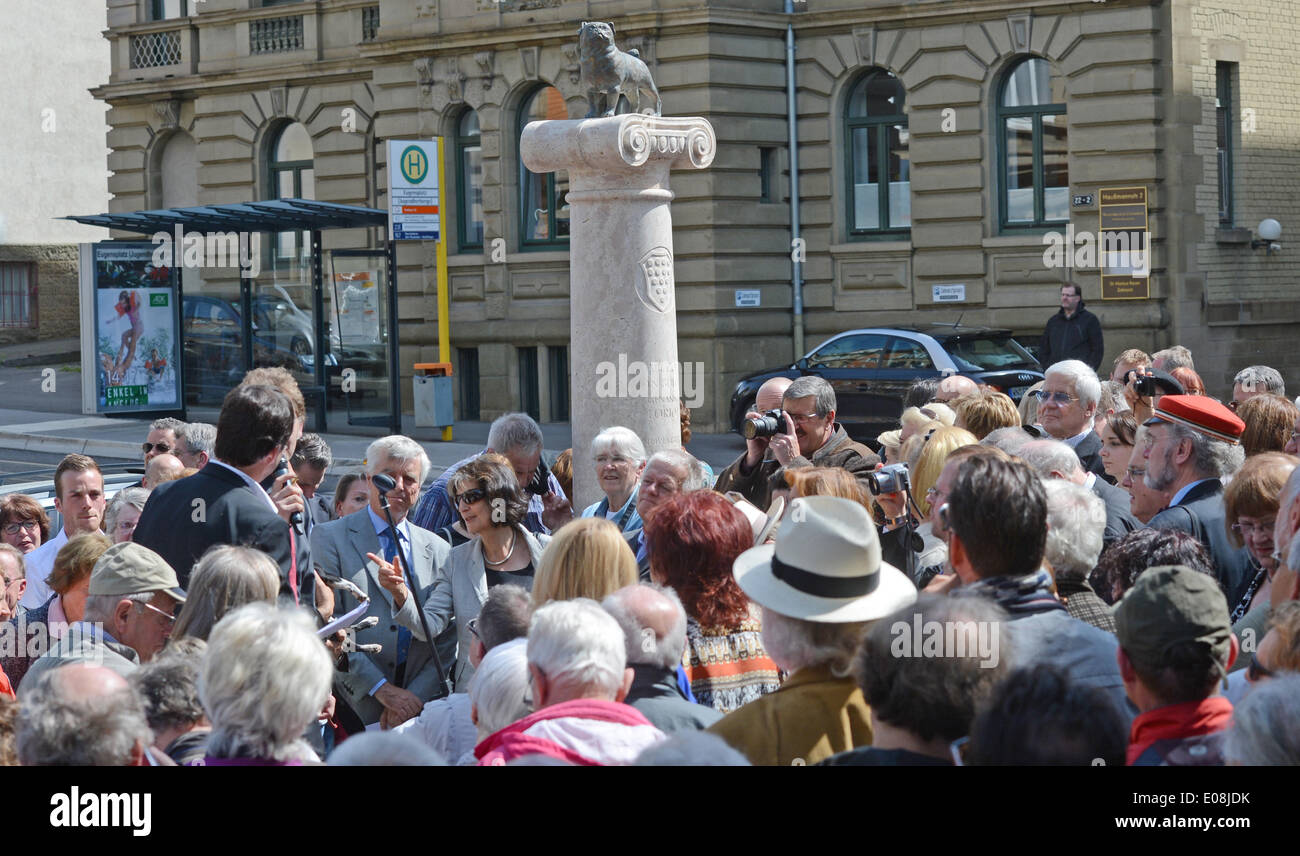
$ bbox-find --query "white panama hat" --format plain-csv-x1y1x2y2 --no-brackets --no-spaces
723,491,785,546
733,494,917,622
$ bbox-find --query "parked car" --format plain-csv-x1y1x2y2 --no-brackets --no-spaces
729,326,1044,443
182,295,338,404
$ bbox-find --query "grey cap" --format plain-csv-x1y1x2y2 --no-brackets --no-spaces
88,541,187,603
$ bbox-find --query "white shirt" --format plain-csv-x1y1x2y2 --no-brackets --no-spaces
18,528,68,611
1063,428,1092,449
392,692,480,766
209,458,279,514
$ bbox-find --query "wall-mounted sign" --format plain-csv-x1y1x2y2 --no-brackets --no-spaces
932,283,966,303
387,139,441,241
1072,193,1094,207
734,289,761,307
1099,185,1149,299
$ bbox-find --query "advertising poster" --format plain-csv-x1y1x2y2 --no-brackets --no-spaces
93,242,181,412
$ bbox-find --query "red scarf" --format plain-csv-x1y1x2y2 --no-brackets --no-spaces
1127,696,1233,765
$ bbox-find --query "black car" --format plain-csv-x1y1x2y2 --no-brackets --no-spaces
729,326,1044,442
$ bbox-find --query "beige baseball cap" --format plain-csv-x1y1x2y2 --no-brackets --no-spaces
88,542,187,602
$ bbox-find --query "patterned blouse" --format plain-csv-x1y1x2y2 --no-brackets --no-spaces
683,605,782,714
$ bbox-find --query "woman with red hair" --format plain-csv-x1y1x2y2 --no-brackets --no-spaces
643,491,781,713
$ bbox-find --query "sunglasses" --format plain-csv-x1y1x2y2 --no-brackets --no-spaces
454,488,487,507
1032,390,1079,406
142,442,173,454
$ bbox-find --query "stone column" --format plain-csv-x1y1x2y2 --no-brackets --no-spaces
522,114,715,512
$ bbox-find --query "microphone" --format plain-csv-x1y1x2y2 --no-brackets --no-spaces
371,473,397,497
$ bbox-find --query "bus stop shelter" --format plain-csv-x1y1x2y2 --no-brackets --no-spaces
64,198,401,434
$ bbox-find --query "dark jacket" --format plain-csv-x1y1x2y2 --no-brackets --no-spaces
1091,475,1141,549
713,423,881,510
133,461,310,606
624,666,723,733
1072,431,1111,483
1146,479,1254,607
624,528,651,582
1040,303,1104,370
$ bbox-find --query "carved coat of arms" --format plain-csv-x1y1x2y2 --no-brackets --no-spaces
635,246,674,313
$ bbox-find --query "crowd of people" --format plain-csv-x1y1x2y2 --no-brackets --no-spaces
1,347,1299,768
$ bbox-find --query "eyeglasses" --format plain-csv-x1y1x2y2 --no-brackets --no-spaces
2,520,39,535
785,411,824,425
467,617,480,641
1032,390,1079,406
1126,467,1146,480
948,736,968,767
454,488,487,507
1247,655,1275,683
141,442,172,454
1232,520,1276,538
138,601,176,624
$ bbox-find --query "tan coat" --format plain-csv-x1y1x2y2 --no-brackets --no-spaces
706,665,874,766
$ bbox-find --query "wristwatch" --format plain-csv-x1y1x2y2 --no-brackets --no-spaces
883,514,910,528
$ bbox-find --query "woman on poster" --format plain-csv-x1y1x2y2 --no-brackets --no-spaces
110,289,144,385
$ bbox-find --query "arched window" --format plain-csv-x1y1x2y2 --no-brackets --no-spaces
518,86,570,248
457,109,484,251
267,122,314,261
845,69,909,236
158,132,197,209
998,56,1068,229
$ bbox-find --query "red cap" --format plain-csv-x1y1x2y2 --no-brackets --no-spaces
1144,395,1245,444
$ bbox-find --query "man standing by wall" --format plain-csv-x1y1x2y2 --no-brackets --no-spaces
1039,282,1103,371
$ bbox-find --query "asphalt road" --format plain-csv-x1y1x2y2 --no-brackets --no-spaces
0,449,136,483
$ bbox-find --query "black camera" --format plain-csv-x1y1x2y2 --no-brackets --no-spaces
866,463,910,496
525,459,551,496
1133,373,1159,398
743,410,787,440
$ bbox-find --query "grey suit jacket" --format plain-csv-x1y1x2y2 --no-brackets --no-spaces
1090,475,1141,548
310,508,452,725
395,526,548,691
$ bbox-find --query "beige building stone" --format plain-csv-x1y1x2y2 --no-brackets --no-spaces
87,0,1300,430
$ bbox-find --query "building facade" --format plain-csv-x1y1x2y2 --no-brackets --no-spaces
0,1,111,344
93,0,1300,430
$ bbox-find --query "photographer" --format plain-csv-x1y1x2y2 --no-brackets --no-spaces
715,377,879,510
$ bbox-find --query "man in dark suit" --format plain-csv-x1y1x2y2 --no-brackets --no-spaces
1037,359,1110,483
1142,395,1253,607
1020,439,1140,552
311,435,452,730
623,449,711,581
133,384,310,606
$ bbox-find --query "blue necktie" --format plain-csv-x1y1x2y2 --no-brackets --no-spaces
384,527,412,671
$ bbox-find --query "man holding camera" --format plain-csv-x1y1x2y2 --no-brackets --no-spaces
716,376,880,510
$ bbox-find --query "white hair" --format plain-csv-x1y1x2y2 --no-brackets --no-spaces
1042,480,1106,581
1166,421,1245,481
645,449,710,493
527,599,627,697
104,487,151,536
759,606,870,677
633,731,751,766
601,584,688,671
1223,674,1300,765
487,412,544,456
82,591,153,626
1045,360,1102,411
364,435,431,485
591,426,647,466
327,731,447,766
468,637,532,739
1018,439,1084,479
199,602,332,762
17,666,151,766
